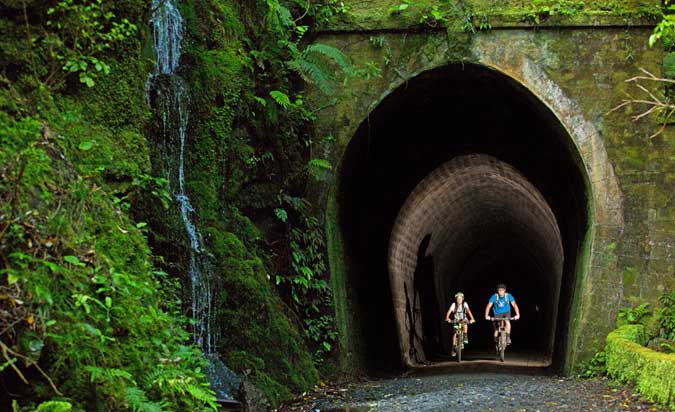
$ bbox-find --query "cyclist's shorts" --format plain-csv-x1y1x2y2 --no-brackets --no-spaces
492,313,511,320
452,316,467,329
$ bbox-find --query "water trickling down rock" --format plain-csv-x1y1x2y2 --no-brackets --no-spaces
148,0,239,401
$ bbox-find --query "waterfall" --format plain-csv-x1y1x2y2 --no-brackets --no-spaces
148,0,240,400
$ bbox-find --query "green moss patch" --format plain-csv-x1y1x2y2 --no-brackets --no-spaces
606,325,675,409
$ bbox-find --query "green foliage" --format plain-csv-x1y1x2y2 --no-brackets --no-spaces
650,0,675,48
210,230,319,405
657,291,675,341
1,0,140,94
664,52,675,79
523,0,585,24
34,401,72,412
307,158,333,182
3,0,345,409
578,350,606,378
154,1,330,404
389,0,483,33
46,0,138,87
258,0,357,97
618,302,652,325
659,341,675,353
288,43,353,95
0,110,218,411
274,195,337,363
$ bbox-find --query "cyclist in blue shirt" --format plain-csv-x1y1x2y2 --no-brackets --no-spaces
484,283,520,345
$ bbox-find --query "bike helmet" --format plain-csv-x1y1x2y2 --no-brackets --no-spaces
454,292,464,298
496,283,506,290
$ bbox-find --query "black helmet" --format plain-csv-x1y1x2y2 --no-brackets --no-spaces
496,283,506,290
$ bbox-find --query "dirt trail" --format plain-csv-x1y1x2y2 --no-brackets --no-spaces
279,368,663,412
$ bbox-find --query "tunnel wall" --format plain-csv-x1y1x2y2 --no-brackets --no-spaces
309,26,674,373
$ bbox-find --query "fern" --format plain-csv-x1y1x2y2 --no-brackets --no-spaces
288,58,335,95
307,158,332,181
124,387,165,412
85,366,136,385
87,367,132,383
145,365,218,411
288,43,353,95
185,383,220,410
302,43,352,71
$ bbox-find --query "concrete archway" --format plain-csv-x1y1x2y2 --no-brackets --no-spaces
333,62,603,371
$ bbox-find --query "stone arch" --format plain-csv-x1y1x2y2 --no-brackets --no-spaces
328,59,623,372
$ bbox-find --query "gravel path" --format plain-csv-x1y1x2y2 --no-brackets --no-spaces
279,369,663,412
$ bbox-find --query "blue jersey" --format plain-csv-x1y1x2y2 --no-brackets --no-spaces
490,293,515,315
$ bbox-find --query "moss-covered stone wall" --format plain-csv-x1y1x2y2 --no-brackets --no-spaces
310,7,674,373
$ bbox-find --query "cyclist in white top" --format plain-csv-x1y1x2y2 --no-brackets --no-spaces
444,292,476,357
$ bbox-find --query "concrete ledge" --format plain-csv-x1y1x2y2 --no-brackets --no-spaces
606,325,675,410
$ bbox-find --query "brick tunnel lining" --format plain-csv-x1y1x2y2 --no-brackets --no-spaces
336,62,589,373
388,154,563,366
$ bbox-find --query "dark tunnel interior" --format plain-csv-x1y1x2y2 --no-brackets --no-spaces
337,63,589,372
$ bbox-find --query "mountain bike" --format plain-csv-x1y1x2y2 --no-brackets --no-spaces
490,317,516,362
451,319,468,363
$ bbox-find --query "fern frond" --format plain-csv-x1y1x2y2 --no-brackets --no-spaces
85,366,136,385
288,58,335,95
185,383,219,410
302,43,352,72
125,387,166,412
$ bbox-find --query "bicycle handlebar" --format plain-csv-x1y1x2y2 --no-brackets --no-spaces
446,319,475,327
489,317,518,321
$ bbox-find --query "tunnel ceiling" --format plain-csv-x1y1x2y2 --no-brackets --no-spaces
338,63,589,371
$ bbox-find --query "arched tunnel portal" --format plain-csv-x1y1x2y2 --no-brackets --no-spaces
336,63,590,371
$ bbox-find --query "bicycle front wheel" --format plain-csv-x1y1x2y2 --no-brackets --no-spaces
457,332,462,363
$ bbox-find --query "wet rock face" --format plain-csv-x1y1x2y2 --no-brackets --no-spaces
239,380,272,412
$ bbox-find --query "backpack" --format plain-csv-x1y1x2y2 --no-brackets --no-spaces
493,293,510,305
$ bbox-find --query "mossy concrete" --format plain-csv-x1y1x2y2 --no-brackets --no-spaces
310,12,674,373
322,0,660,32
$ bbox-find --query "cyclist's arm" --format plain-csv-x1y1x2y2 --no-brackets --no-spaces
512,301,521,319
484,302,493,320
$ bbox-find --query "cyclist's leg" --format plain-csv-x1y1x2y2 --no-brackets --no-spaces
505,319,512,344
463,323,469,343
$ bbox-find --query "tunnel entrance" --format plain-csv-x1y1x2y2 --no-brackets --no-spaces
336,63,589,372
